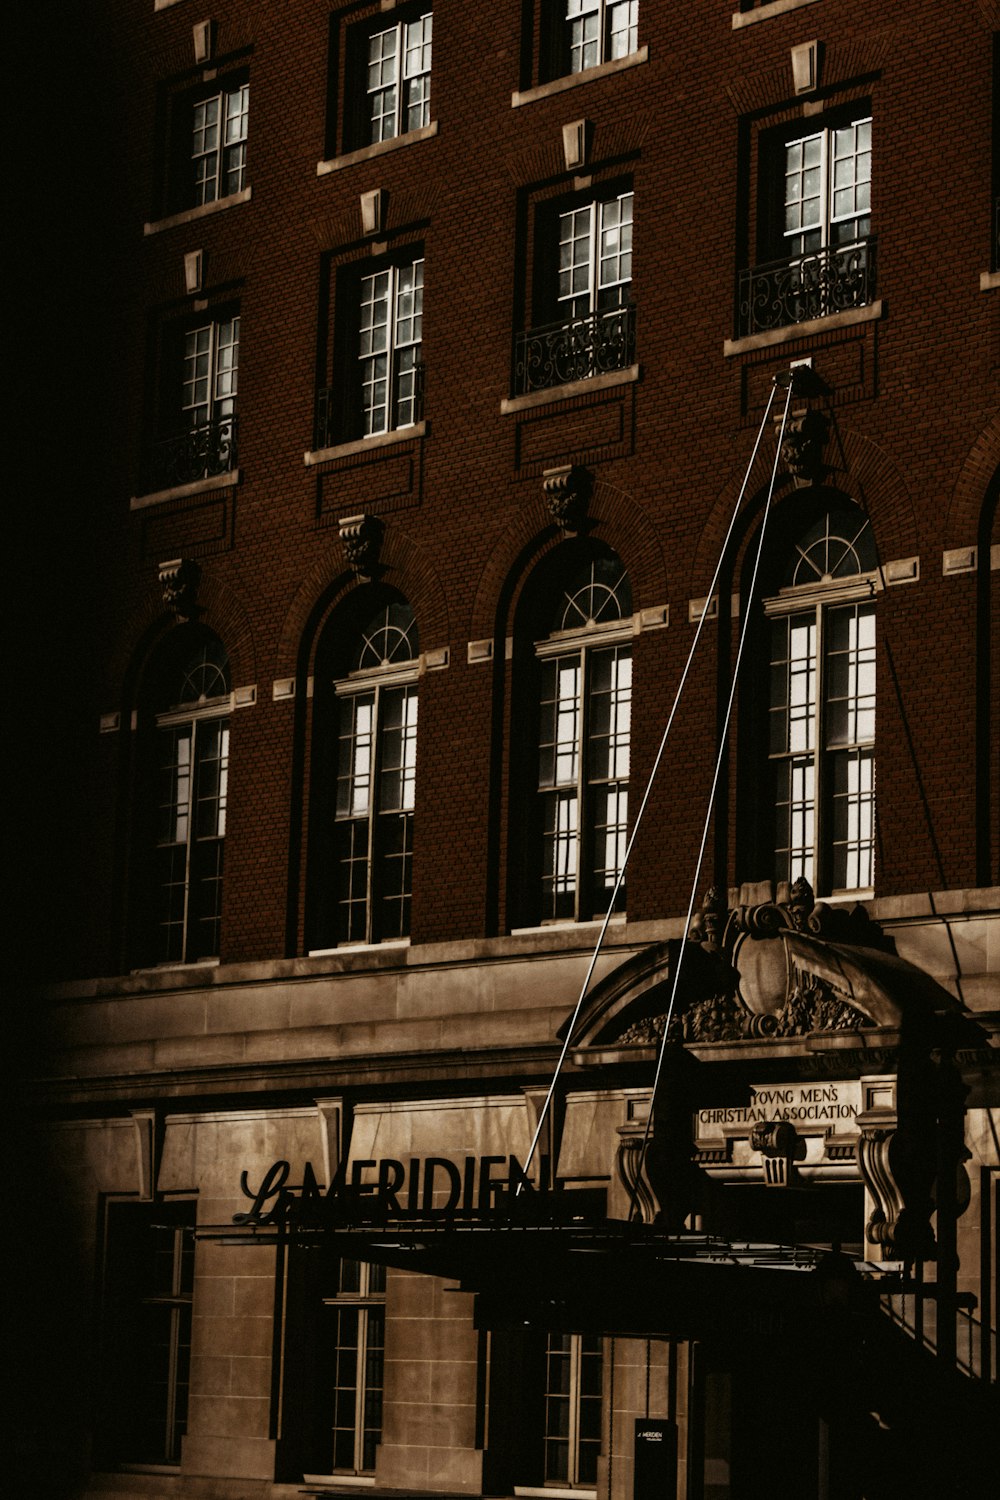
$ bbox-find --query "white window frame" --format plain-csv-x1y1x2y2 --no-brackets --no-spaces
152,645,231,965
542,1332,603,1487
564,1,639,76
318,1260,387,1476
534,561,632,924
182,315,239,430
326,606,419,946
764,518,878,896
358,260,423,437
557,193,633,322
783,115,871,259
192,82,248,206
365,9,432,144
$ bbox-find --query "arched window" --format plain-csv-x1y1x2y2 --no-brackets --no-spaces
310,594,419,948
763,508,878,893
517,548,632,925
142,632,231,964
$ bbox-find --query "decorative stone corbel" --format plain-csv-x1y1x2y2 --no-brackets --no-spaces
542,464,590,531
780,409,829,486
855,1114,936,1263
159,557,203,619
615,1123,664,1225
338,513,382,578
750,1119,799,1187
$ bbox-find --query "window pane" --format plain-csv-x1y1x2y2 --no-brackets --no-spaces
539,657,581,789
830,748,875,889
542,790,579,919
337,694,375,817
588,646,631,780
773,756,815,886
607,1,638,59
769,614,816,755
379,685,418,813
826,602,876,746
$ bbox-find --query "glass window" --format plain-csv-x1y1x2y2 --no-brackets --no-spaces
149,310,240,490
543,1333,603,1485
98,1201,196,1466
323,1260,387,1474
365,9,432,143
192,81,248,205
766,512,877,893
558,193,633,319
564,1,638,75
783,117,872,258
534,555,632,922
312,600,419,947
149,637,231,964
359,260,423,436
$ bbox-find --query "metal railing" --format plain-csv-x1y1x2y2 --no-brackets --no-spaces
737,237,877,338
148,414,238,491
513,302,636,396
881,1291,995,1382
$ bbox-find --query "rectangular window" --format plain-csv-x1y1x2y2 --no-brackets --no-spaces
543,1333,603,1486
769,601,875,891
539,644,630,920
323,1260,387,1474
358,259,424,435
152,312,240,490
738,112,874,337
192,81,249,205
365,10,432,144
334,682,417,942
98,1201,195,1467
156,716,229,962
516,191,634,394
565,0,638,74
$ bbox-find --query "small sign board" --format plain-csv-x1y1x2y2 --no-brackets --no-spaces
634,1418,678,1500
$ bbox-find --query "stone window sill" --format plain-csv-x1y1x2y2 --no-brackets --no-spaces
304,421,427,466
500,364,639,415
723,301,882,358
980,270,1000,291
512,48,648,108
317,121,439,176
732,0,822,29
144,187,252,237
130,468,241,512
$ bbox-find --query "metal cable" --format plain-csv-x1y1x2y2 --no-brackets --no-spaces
521,380,783,1187
625,373,796,1221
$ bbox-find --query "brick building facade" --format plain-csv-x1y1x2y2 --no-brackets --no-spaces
13,2,999,1498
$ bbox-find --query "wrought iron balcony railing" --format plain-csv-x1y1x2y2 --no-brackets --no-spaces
513,302,636,396
314,365,425,451
737,237,877,339
148,414,238,491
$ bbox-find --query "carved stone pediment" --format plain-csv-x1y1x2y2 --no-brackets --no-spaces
566,879,962,1053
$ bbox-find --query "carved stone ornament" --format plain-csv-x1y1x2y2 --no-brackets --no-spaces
542,465,590,531
338,513,382,578
780,409,829,484
608,879,878,1048
159,557,203,619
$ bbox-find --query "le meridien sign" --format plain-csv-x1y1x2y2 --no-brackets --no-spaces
696,1081,861,1133
235,1155,551,1226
